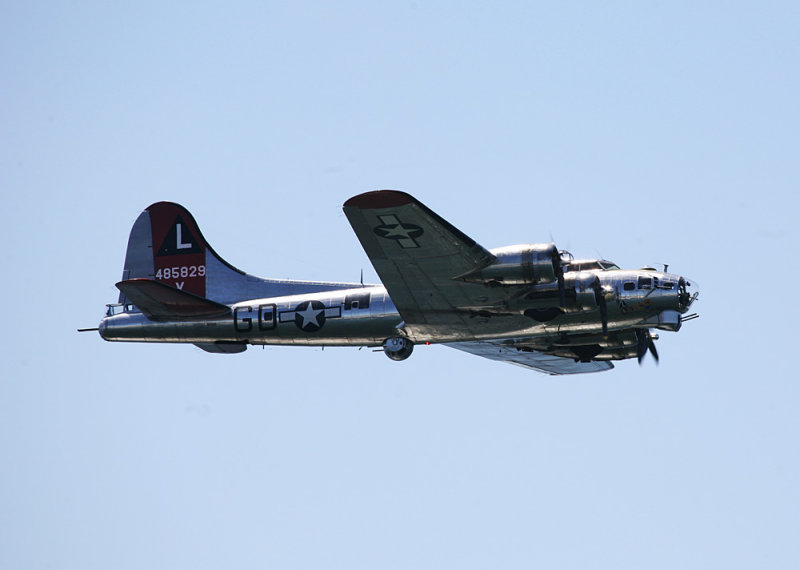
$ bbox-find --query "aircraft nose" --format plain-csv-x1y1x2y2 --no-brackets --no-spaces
678,277,699,311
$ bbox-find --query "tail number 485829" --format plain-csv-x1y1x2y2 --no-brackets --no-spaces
155,265,206,280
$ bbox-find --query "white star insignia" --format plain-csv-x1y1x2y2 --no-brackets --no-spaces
381,224,415,239
296,303,323,328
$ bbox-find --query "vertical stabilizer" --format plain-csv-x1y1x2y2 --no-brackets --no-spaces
118,202,359,305
119,202,223,302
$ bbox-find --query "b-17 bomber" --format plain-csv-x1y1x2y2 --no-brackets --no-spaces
91,191,699,375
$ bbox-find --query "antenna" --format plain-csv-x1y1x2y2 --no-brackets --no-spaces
360,268,364,287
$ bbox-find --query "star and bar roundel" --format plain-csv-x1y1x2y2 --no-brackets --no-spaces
277,300,342,332
372,214,424,249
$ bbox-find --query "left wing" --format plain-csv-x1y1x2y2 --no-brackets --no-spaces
446,341,614,375
343,191,528,340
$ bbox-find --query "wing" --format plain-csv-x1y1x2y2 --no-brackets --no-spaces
446,341,614,375
343,190,528,340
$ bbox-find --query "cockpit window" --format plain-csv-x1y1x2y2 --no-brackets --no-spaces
623,281,635,291
638,276,653,290
564,260,620,273
564,261,602,272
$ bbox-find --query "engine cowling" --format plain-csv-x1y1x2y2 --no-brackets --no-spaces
462,244,561,286
539,272,610,334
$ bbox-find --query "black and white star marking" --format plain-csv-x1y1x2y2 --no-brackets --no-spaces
373,214,424,248
278,300,342,332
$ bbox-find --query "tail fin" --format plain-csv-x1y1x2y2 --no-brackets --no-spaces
118,202,357,305
119,201,236,302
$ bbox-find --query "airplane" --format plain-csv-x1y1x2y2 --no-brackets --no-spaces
89,190,699,375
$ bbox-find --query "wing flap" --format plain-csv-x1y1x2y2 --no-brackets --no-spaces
446,341,614,375
116,278,231,321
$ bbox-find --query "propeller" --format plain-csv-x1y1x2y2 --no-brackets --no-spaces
592,276,609,335
636,329,659,365
553,246,567,307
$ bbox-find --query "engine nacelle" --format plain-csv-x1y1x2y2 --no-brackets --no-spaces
383,337,414,361
462,244,561,286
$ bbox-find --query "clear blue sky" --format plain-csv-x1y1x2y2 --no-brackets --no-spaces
2,2,798,569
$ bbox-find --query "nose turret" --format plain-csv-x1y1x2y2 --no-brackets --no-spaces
678,277,699,312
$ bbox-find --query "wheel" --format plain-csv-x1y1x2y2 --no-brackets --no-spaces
382,336,414,361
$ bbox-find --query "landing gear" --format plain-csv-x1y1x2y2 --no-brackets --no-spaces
383,336,414,361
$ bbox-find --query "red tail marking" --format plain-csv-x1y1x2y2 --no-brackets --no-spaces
147,202,207,298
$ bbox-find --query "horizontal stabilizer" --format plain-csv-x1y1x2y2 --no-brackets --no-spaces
116,279,231,321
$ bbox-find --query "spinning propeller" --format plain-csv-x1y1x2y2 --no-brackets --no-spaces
554,247,567,307
592,276,610,336
636,329,659,365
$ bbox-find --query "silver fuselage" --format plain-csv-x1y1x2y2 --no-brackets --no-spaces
99,269,695,347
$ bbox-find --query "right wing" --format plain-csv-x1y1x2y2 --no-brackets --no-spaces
343,191,529,340
446,340,614,375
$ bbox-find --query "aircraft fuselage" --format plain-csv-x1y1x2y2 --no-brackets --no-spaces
100,269,692,346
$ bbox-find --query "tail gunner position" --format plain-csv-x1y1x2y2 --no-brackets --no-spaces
92,191,699,375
